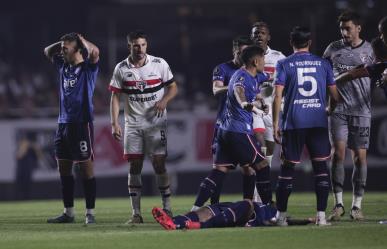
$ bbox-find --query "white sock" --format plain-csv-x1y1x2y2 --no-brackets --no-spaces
334,192,343,206
276,211,287,220
352,195,363,209
191,205,200,212
317,211,326,219
86,209,94,215
253,186,263,203
156,173,171,211
266,155,273,168
128,173,142,215
64,207,74,217
261,146,267,156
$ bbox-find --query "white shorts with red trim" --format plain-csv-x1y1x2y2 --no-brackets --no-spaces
124,121,167,160
252,112,274,142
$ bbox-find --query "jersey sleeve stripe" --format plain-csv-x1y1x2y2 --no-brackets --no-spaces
164,78,175,86
108,85,122,93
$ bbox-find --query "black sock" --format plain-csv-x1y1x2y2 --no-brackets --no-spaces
242,174,255,200
312,161,330,211
82,177,96,209
61,175,74,208
255,166,272,204
275,163,295,212
194,169,225,207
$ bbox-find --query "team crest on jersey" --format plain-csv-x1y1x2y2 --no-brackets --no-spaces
359,52,372,64
136,81,147,91
237,76,245,82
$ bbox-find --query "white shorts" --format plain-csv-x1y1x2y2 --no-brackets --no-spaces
124,121,167,160
253,112,274,142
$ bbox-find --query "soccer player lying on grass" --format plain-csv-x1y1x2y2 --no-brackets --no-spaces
152,199,314,230
335,37,387,91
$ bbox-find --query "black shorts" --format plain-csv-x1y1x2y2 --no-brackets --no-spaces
281,127,331,163
54,122,94,162
214,129,265,167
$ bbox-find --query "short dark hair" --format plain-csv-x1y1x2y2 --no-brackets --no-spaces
251,21,270,33
338,10,362,26
240,45,264,66
371,37,387,61
127,30,147,43
232,35,253,49
290,26,311,49
60,32,83,51
379,16,387,32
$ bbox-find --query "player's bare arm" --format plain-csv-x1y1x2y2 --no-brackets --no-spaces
43,42,62,63
78,34,100,63
154,82,178,117
110,92,122,141
335,67,369,84
272,85,283,144
212,80,228,96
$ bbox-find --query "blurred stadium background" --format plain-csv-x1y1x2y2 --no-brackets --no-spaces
1,0,387,201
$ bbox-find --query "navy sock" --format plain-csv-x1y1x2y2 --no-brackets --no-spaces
201,209,235,228
82,177,96,209
243,174,256,200
275,163,295,212
210,178,224,204
173,212,199,229
312,161,330,211
194,169,225,207
61,175,74,208
255,166,272,204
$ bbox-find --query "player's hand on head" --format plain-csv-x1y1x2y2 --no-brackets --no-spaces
111,124,122,141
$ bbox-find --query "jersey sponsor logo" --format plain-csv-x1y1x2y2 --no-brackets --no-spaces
293,98,321,108
152,58,161,63
148,72,158,77
128,94,157,102
64,78,77,89
126,72,133,78
136,81,147,92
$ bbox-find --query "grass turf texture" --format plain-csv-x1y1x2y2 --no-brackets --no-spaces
1,193,387,249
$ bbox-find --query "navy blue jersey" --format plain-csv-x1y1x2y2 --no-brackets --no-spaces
221,69,269,134
212,61,240,124
53,55,99,123
246,202,277,227
274,52,335,130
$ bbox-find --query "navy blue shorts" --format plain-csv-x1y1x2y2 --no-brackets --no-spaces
281,127,331,163
54,122,94,162
211,124,220,156
214,129,265,167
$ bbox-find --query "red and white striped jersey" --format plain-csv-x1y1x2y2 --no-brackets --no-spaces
109,54,174,128
261,47,286,109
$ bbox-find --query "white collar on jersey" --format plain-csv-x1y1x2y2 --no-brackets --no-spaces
264,46,272,55
126,54,150,68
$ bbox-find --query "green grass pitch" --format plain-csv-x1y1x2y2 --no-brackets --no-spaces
1,193,387,249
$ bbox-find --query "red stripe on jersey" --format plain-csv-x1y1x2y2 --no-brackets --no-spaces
264,66,275,73
108,85,122,93
123,79,162,86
